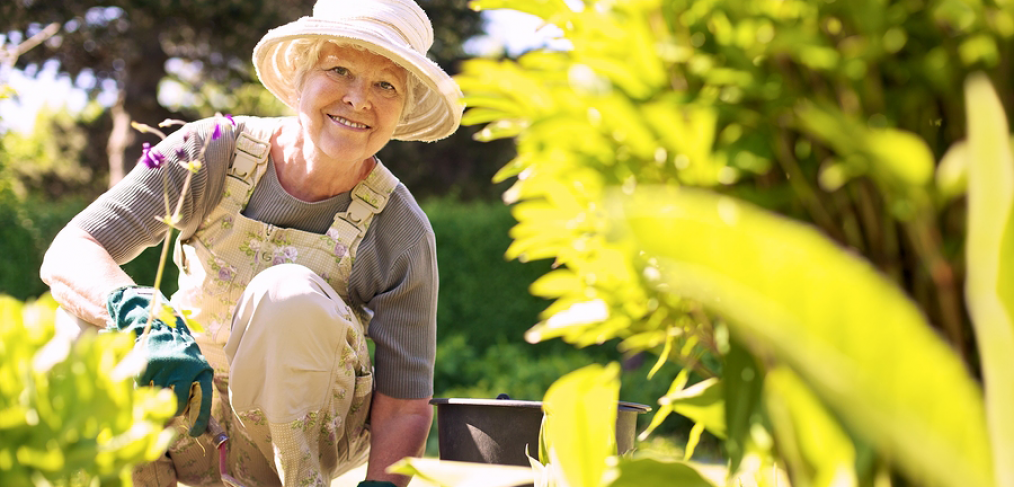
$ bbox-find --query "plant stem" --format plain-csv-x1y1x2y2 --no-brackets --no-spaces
773,129,842,241
904,213,967,362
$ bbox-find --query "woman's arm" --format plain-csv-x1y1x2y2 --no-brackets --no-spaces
40,225,136,327
364,392,433,486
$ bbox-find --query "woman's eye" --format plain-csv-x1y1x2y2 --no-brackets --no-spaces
330,66,349,76
377,81,395,91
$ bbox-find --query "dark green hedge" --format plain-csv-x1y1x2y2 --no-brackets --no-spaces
0,192,88,301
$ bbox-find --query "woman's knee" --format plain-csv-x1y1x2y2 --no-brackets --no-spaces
228,264,357,357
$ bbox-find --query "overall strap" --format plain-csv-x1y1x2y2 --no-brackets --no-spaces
228,122,273,186
330,161,400,250
178,119,275,243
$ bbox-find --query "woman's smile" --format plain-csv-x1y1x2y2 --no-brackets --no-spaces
329,114,370,130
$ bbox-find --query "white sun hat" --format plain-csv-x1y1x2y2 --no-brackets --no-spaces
253,0,463,142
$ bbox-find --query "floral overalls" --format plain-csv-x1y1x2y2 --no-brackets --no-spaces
144,119,399,487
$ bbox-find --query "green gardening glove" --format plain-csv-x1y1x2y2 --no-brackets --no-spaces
106,285,214,437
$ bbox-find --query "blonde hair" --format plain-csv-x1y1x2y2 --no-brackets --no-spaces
286,38,419,121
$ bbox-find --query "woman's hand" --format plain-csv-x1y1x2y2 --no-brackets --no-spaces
106,285,214,436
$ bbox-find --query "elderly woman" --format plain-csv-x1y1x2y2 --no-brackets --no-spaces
39,0,462,486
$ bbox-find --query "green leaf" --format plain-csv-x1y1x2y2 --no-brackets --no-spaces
179,309,205,335
638,369,689,441
764,366,858,487
462,108,519,127
864,128,935,188
474,120,529,142
608,457,718,487
529,269,582,298
796,103,934,196
683,422,706,461
387,457,534,487
542,362,620,487
723,339,761,473
664,378,726,440
964,73,1014,487
936,141,968,203
610,187,994,487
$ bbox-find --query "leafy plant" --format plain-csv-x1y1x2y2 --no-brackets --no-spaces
0,293,176,486
387,76,1012,486
427,0,1014,486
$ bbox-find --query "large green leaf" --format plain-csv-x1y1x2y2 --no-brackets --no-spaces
963,73,1014,487
387,458,535,487
608,457,718,487
542,362,620,487
722,338,762,474
609,187,993,487
764,366,857,487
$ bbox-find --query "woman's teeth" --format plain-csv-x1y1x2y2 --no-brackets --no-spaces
330,115,368,129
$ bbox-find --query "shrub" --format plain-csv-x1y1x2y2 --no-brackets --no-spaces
0,293,175,486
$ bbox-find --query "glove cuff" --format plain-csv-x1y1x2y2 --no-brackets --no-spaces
105,285,151,322
105,285,173,334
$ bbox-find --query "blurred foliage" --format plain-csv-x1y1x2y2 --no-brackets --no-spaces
0,293,176,486
0,104,108,200
615,185,992,487
458,0,1014,360
457,0,1014,486
962,73,1014,487
0,192,88,301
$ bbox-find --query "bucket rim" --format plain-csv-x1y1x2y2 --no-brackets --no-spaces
429,397,652,413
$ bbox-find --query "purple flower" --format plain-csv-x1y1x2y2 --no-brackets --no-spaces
211,113,236,141
273,256,285,265
334,242,348,258
174,147,188,160
139,142,166,169
218,267,233,281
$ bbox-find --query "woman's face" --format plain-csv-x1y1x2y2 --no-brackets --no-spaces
297,43,408,165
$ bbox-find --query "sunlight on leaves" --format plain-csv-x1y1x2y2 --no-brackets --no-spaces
543,363,620,487
388,458,535,487
0,294,176,486
610,187,993,487
963,73,1014,487
764,366,857,487
661,378,726,440
608,457,717,487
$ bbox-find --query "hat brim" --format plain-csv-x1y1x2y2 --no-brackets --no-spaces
254,17,463,142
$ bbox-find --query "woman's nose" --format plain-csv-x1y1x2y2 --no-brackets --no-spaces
343,81,371,110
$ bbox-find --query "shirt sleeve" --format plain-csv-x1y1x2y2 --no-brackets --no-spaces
71,118,232,263
351,189,439,399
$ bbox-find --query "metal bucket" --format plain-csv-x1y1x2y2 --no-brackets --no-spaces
429,395,651,467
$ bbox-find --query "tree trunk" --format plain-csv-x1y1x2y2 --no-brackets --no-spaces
105,21,173,187
106,90,132,188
